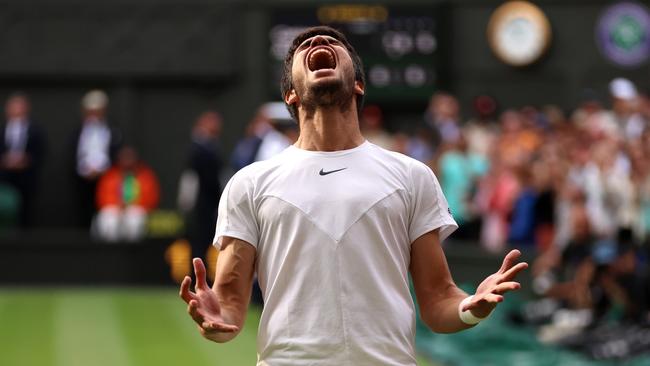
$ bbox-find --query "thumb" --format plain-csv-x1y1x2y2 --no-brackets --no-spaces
461,296,479,312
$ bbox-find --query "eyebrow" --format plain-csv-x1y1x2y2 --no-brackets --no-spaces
297,35,340,50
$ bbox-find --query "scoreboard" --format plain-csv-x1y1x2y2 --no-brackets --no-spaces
268,4,449,105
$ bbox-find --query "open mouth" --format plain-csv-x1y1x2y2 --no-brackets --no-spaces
308,48,336,72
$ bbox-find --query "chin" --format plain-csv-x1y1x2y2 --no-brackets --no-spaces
310,77,343,93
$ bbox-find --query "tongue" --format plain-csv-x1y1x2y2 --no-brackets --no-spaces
308,49,336,71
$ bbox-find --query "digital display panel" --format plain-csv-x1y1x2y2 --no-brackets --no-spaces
268,4,449,104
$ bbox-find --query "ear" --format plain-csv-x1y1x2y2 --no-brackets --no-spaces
285,89,299,105
354,80,365,96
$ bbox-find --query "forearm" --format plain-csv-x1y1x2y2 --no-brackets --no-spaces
420,284,474,333
208,284,251,343
204,239,255,343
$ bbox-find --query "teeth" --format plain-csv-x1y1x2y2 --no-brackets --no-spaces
308,49,336,71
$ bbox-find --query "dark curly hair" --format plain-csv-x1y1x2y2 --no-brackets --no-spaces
280,26,366,122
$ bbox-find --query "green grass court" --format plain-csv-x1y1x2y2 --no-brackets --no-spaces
0,288,436,366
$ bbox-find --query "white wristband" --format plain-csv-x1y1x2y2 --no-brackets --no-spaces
458,295,488,325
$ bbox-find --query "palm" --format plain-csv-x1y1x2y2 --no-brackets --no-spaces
193,284,224,324
179,258,239,336
462,249,528,318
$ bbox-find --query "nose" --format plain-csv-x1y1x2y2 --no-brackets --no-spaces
309,35,330,47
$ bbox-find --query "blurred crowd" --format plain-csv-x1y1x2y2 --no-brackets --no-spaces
355,77,650,360
2,77,650,354
358,77,650,360
0,90,225,252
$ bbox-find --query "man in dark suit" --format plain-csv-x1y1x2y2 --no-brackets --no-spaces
179,110,224,261
0,93,45,228
71,90,121,228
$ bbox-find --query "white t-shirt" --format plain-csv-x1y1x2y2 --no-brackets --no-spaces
214,141,457,366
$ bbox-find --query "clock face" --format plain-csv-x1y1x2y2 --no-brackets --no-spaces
488,1,552,66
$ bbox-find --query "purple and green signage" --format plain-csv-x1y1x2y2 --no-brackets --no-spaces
596,1,650,67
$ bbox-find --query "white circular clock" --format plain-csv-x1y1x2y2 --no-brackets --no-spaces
488,1,552,66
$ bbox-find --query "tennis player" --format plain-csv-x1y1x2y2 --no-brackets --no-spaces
180,26,527,365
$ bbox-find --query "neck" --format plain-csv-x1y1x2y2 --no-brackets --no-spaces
294,105,365,151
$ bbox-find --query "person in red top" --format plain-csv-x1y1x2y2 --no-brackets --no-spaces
95,145,160,242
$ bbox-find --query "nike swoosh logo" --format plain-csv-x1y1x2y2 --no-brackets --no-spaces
319,167,347,176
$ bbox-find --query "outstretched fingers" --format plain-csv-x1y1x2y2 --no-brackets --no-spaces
465,250,528,314
188,299,238,333
193,257,209,291
188,299,205,324
201,321,240,333
179,276,197,304
483,293,504,304
493,281,521,295
498,249,522,274
501,262,529,282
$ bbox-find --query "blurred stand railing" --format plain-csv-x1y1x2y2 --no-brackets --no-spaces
0,230,173,285
0,229,534,290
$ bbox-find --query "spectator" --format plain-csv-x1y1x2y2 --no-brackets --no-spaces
463,95,498,160
531,152,560,252
230,108,271,171
404,127,435,162
425,92,461,148
0,93,45,227
508,167,538,247
402,92,462,163
534,197,595,308
592,140,635,236
607,78,646,142
178,110,224,260
630,133,650,244
95,146,159,242
495,109,541,168
71,90,121,228
592,233,648,323
435,135,488,239
254,102,298,162
571,88,605,128
640,91,650,122
360,105,394,150
476,158,520,252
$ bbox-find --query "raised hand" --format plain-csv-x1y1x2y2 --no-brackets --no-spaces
461,249,528,318
179,258,240,339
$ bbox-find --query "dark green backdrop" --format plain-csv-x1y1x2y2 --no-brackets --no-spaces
1,0,647,227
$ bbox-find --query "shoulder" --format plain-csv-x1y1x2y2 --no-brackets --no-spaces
235,151,286,177
365,142,433,179
138,165,158,178
226,150,290,190
368,144,442,197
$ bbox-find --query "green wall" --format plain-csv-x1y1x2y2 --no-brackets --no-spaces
0,0,646,227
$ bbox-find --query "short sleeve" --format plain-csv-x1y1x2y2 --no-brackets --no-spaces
408,161,458,244
213,172,259,249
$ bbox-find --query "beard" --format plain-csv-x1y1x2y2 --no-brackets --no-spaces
298,77,354,118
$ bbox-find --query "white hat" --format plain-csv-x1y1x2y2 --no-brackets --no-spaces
82,89,108,110
609,78,638,100
262,102,293,123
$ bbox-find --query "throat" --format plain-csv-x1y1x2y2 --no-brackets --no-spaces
295,110,365,152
